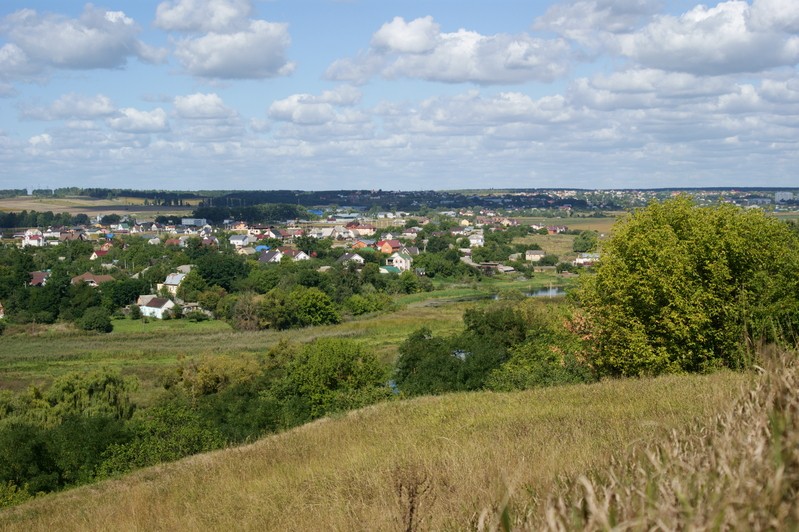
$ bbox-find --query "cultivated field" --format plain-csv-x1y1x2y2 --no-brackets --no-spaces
0,196,193,218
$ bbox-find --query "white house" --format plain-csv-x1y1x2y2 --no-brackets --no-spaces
387,252,413,272
337,252,365,265
526,250,546,262
229,234,251,248
22,229,44,247
140,297,176,319
468,233,485,248
573,253,600,266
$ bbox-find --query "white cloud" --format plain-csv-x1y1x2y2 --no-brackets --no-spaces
174,93,235,119
327,17,572,85
173,20,295,79
616,1,799,75
371,16,440,53
534,0,660,49
155,0,252,33
0,43,43,82
22,93,116,120
268,87,363,125
0,6,165,74
749,0,799,32
107,108,169,133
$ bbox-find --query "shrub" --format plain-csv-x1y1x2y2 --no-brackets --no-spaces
78,307,113,333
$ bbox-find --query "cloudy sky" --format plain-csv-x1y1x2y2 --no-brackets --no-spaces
1,0,798,191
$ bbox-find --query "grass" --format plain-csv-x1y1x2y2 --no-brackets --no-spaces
0,370,747,531
0,299,472,403
517,347,799,530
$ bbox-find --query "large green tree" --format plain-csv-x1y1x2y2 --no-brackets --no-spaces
578,196,799,376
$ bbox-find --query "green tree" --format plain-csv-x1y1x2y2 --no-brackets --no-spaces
578,196,799,377
175,269,208,301
282,339,390,418
572,230,598,253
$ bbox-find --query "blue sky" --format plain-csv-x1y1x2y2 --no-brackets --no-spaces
1,0,798,191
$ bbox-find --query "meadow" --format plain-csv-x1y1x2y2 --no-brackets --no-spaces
0,369,748,531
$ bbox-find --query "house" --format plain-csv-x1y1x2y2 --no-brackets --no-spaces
573,253,600,266
90,249,110,261
400,246,420,256
140,297,176,319
352,239,375,249
379,265,402,274
157,273,186,296
147,237,161,245
526,250,546,262
337,252,365,265
387,252,413,272
29,271,51,286
376,239,401,254
229,234,251,248
259,249,284,263
71,272,115,287
22,229,44,248
279,248,311,261
401,228,420,240
468,233,485,247
237,247,257,257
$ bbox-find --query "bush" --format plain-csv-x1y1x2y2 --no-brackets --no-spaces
78,307,113,333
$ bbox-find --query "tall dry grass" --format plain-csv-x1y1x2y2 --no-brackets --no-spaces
0,371,744,531
486,347,798,530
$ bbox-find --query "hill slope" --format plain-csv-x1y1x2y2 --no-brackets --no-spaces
0,372,746,530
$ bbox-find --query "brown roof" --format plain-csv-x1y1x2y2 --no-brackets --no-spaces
71,272,114,286
29,271,50,286
143,297,172,309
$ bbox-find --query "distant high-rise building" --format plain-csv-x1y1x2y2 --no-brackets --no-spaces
775,192,795,203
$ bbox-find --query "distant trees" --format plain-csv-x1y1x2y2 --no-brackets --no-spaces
577,196,799,377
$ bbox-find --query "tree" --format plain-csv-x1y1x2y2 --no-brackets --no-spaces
282,338,390,418
572,230,598,253
578,196,799,377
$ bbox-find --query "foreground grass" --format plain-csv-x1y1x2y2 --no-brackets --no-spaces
0,371,746,530
519,348,799,530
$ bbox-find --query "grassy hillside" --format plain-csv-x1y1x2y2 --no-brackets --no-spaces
0,371,746,530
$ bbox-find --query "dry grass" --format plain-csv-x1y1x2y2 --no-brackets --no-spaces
497,347,799,530
0,371,745,531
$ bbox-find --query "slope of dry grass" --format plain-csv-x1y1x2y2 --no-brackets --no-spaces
515,347,799,530
0,371,746,531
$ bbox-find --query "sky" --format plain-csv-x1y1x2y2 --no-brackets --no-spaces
1,0,798,191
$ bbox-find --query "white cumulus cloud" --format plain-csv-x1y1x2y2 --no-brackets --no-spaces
107,108,169,133
371,16,440,53
155,0,253,33
0,5,165,75
173,20,295,79
327,16,572,85
174,93,235,119
615,0,799,75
